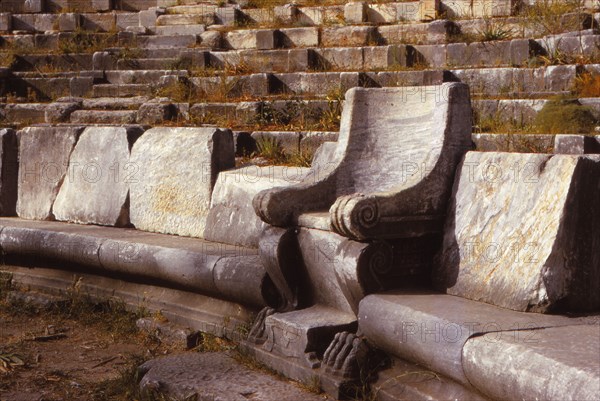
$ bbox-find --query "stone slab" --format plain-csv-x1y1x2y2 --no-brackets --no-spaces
16,126,83,220
0,12,12,31
139,352,333,401
129,127,234,238
204,165,309,248
279,27,319,48
321,26,375,47
554,134,600,154
374,357,489,401
434,152,600,313
69,110,137,124
52,126,145,227
358,291,597,387
463,324,600,401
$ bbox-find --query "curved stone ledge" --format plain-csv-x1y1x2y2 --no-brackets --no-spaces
0,217,276,308
358,291,599,388
463,325,600,401
2,265,254,341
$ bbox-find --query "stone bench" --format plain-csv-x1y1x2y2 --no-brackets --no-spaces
0,125,317,333
354,150,600,400
359,291,600,401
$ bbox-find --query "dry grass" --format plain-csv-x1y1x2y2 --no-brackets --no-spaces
574,72,600,97
518,0,587,36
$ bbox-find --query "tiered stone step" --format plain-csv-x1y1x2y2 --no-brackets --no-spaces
3,67,599,130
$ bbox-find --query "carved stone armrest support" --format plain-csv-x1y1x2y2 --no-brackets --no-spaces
330,193,380,241
253,172,338,227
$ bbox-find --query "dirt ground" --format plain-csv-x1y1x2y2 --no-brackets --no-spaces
0,291,175,401
0,284,334,401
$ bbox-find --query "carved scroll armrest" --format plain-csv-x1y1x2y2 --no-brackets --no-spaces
329,192,445,241
253,172,338,227
329,193,380,241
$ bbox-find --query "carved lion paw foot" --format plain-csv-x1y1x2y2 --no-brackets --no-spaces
247,306,276,344
322,331,369,378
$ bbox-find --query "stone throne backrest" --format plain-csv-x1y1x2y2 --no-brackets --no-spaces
254,83,473,241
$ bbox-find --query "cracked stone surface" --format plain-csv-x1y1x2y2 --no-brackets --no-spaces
139,352,332,401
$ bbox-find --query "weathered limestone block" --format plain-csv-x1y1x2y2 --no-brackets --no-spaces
314,47,364,70
155,24,205,36
412,44,446,68
70,110,137,124
363,45,407,70
434,152,600,312
11,14,35,31
92,0,111,12
0,13,12,31
396,1,421,22
295,6,330,25
472,0,517,17
136,99,174,125
57,12,79,31
205,165,309,248
321,26,376,47
139,7,165,28
17,126,83,220
274,4,297,25
418,0,439,21
463,325,600,401
44,101,80,123
24,0,44,13
0,129,18,216
129,127,234,238
116,12,139,30
554,134,600,155
33,13,57,31
92,51,116,71
80,13,116,32
69,76,94,97
344,2,367,24
53,126,145,227
368,3,398,23
138,353,329,400
224,29,275,50
279,27,319,48
2,104,47,123
216,7,239,26
441,0,473,18
156,14,212,26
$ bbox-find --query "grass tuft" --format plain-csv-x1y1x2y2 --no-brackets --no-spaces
533,96,597,134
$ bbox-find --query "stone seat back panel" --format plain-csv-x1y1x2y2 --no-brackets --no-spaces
435,151,600,313
253,83,472,241
204,165,310,248
52,126,145,227
16,126,84,221
129,127,235,238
